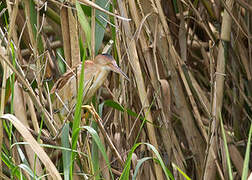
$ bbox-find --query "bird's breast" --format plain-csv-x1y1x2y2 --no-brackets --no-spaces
83,69,109,103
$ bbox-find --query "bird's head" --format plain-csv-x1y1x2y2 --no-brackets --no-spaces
94,54,129,80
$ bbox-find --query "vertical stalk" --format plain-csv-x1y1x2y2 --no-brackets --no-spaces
204,0,234,179
91,0,96,60
117,1,164,179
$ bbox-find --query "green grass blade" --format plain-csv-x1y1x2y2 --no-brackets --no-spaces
82,126,114,180
104,100,144,121
16,142,30,167
95,0,109,54
120,142,174,180
91,121,100,180
76,1,91,55
220,113,233,180
1,152,24,179
143,143,172,180
104,100,124,111
90,103,105,180
70,56,86,179
132,157,152,179
18,164,38,180
28,0,43,53
241,121,252,180
172,163,191,180
120,143,141,180
61,123,71,180
11,142,87,157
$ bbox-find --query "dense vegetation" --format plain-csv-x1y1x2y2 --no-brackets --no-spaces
0,0,251,179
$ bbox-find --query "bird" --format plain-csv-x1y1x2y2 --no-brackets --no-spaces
50,53,129,117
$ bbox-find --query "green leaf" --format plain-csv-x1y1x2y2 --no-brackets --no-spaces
143,143,173,180
120,142,174,180
220,113,233,180
132,157,152,179
241,120,252,180
1,152,24,179
70,55,86,179
104,100,145,121
95,0,109,54
82,126,114,180
28,0,37,38
104,100,124,111
120,143,141,180
61,123,71,180
172,163,191,180
76,1,91,55
28,0,43,53
91,121,100,180
19,164,38,180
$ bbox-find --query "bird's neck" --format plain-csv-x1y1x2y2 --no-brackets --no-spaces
94,66,110,85
84,66,110,101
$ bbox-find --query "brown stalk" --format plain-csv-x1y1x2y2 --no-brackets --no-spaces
0,36,7,176
13,83,44,177
78,0,130,21
0,0,19,174
237,40,252,81
204,0,234,179
1,114,62,180
234,0,252,12
91,0,95,60
130,0,186,176
60,7,71,67
1,0,251,178
176,57,208,140
0,0,20,173
177,0,187,62
83,105,124,167
68,6,81,67
184,0,216,42
148,0,206,177
188,71,211,117
117,0,164,179
0,50,57,136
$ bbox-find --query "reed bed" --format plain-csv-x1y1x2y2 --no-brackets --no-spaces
0,0,251,179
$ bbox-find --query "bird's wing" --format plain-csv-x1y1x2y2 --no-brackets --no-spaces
50,60,98,111
50,61,95,94
50,65,79,94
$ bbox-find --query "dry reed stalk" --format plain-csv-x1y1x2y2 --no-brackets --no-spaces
67,7,81,67
0,51,57,135
0,0,251,178
204,0,234,178
145,0,206,177
13,82,44,178
0,37,7,176
131,1,186,177
60,7,72,67
117,0,164,179
1,114,62,180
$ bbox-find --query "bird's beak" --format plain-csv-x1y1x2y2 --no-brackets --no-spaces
109,63,130,81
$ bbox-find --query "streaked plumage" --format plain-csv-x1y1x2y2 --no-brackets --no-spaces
51,54,128,116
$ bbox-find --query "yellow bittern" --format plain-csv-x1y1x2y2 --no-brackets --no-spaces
50,54,128,116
